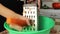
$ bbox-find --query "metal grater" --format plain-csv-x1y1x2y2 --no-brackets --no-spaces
23,4,38,31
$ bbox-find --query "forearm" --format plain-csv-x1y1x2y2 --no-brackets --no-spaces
38,0,40,9
0,4,20,18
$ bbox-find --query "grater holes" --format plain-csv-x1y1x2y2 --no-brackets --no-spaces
33,27,35,31
30,27,32,30
28,11,29,14
34,24,35,26
33,20,35,23
25,7,29,9
32,23,35,27
32,24,35,31
24,27,26,30
29,15,30,19
31,11,32,14
23,4,37,31
34,16,35,18
27,16,28,18
24,11,26,14
29,20,33,26
33,11,35,14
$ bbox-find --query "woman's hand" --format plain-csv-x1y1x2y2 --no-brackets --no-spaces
14,14,30,26
38,0,40,11
27,0,36,4
0,4,30,26
26,0,40,11
6,14,30,31
0,4,30,31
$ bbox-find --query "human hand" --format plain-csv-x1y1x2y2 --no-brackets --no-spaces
38,0,40,11
0,4,30,31
27,0,36,4
6,14,30,31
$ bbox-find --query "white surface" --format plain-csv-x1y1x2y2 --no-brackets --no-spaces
23,4,38,31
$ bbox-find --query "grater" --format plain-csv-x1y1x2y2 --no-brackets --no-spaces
23,4,38,31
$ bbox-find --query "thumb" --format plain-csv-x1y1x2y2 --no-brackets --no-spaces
26,19,31,26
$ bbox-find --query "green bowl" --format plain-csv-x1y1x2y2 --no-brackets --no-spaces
4,16,55,34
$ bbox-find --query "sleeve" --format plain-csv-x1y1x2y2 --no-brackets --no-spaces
0,0,4,4
0,0,2,3
0,0,8,5
0,0,10,8
0,0,7,4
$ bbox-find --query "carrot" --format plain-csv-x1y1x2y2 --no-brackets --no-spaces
6,18,28,27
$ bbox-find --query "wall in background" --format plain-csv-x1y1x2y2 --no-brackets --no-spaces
42,2,54,8
40,9,60,19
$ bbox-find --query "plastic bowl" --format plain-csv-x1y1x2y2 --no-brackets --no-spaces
4,16,55,34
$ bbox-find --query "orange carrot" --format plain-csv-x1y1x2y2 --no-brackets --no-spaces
6,18,28,27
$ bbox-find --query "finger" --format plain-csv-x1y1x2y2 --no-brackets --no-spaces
10,24,23,31
26,19,30,26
